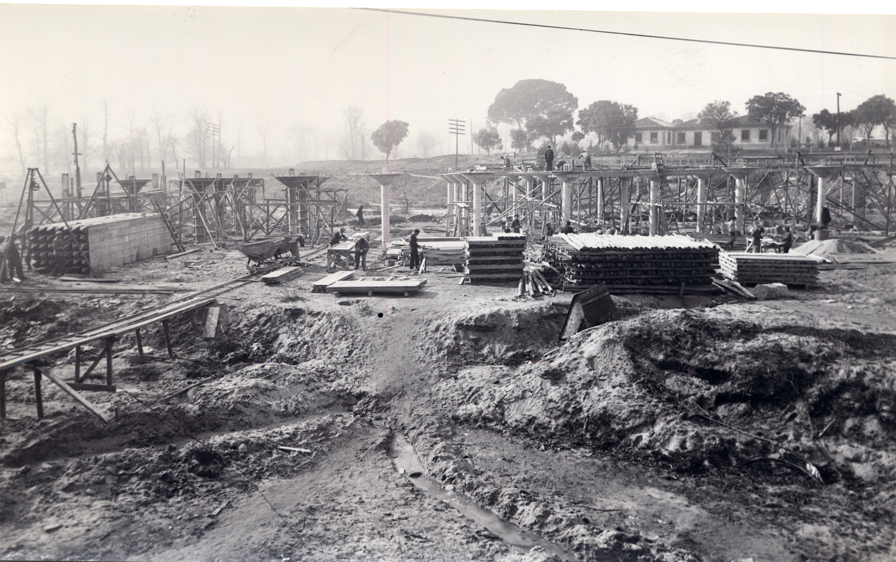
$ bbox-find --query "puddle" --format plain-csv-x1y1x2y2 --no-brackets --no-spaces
390,433,577,562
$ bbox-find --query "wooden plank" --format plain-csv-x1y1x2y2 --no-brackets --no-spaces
165,248,201,260
37,367,111,422
311,270,355,291
68,382,117,392
261,266,304,285
203,306,220,338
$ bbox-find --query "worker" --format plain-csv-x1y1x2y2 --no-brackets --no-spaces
408,229,421,270
781,226,793,254
329,228,346,246
723,227,737,251
544,145,554,171
353,236,369,271
511,215,521,233
544,223,555,238
561,221,576,234
0,235,24,282
52,230,68,276
726,216,737,236
356,205,366,227
747,223,765,253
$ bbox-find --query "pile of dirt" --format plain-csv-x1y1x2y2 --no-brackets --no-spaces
794,238,879,258
435,307,896,487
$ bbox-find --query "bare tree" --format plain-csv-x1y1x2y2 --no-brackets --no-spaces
29,105,49,172
415,130,438,158
6,114,27,176
257,120,271,168
167,129,180,169
342,107,364,160
188,110,211,169
150,112,168,165
290,121,312,162
137,127,150,171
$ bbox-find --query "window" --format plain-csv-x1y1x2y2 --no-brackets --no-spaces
759,129,768,141
677,132,686,144
650,132,658,143
634,133,642,143
741,129,750,141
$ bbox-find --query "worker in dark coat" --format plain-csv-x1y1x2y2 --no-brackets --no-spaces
356,206,365,227
52,231,68,276
409,229,421,270
560,221,575,234
511,215,521,233
329,228,346,246
781,227,793,253
0,235,25,282
545,223,554,237
353,236,369,270
544,146,554,171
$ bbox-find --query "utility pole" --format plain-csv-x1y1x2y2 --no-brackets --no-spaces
71,123,82,199
836,92,842,150
448,119,465,171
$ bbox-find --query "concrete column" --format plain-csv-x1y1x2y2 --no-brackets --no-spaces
620,179,630,233
649,180,659,236
734,176,746,236
472,181,482,236
512,177,519,205
381,180,391,247
596,178,604,225
696,177,707,234
815,175,827,225
561,179,572,225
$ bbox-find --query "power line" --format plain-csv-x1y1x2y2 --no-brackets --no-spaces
356,8,895,61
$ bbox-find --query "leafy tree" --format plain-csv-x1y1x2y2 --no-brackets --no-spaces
745,92,806,148
487,79,578,145
811,109,840,146
853,95,896,147
698,100,738,148
473,128,502,155
371,120,409,161
510,128,529,152
576,100,638,152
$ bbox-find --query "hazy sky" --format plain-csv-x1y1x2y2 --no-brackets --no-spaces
1,4,894,165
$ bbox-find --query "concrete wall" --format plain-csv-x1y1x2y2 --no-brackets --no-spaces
83,213,171,272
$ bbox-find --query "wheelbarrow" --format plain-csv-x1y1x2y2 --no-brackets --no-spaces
237,236,303,274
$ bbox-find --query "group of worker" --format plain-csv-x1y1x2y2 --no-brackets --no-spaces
1,230,78,282
721,218,793,253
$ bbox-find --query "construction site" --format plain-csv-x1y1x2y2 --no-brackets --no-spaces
3,4,896,562
0,143,895,562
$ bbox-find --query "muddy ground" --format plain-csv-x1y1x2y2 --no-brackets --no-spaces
1,225,895,562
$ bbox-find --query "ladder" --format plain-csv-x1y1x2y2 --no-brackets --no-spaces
653,153,680,234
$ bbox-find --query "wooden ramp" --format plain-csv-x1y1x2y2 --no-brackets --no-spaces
327,278,427,296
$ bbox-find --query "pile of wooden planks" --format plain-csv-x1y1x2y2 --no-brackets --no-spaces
719,252,819,287
326,278,427,297
311,270,354,293
543,234,719,294
391,237,466,266
519,267,554,297
464,234,527,283
261,266,304,286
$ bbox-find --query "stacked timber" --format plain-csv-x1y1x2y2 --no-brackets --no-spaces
261,266,304,285
327,278,427,297
391,237,466,266
544,234,719,294
311,270,354,293
719,252,819,287
464,233,527,283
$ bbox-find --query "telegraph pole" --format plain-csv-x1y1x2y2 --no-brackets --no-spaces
836,92,842,150
71,123,82,199
448,119,465,171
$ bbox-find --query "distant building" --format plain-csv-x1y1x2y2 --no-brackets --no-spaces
627,115,792,150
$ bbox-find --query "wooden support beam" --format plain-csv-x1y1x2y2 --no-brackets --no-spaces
135,329,144,358
74,345,81,383
81,348,105,381
33,366,44,419
162,320,175,358
105,338,114,387
0,370,6,419
36,367,111,422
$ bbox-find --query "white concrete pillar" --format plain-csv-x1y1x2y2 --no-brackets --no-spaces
381,180,391,247
815,175,827,224
734,176,746,236
512,177,519,205
472,181,482,236
596,178,604,225
561,179,572,225
620,179,630,233
649,180,659,236
696,177,707,234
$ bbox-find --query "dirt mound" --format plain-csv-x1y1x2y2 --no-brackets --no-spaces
794,238,878,258
436,308,896,485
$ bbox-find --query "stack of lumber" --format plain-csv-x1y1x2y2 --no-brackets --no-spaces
688,233,748,252
719,252,819,287
261,266,303,286
326,278,427,297
311,270,354,293
464,233,527,283
543,234,719,294
391,237,466,266
519,266,554,297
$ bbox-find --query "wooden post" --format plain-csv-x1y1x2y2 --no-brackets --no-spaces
33,366,44,419
105,338,113,386
596,178,604,225
162,320,174,358
0,370,6,419
649,180,659,236
696,176,707,234
381,179,391,247
74,345,81,383
135,329,144,358
620,178,630,233
561,179,571,225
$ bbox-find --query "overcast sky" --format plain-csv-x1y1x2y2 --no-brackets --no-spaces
1,4,894,165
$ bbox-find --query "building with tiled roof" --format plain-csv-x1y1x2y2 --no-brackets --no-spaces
627,114,792,150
